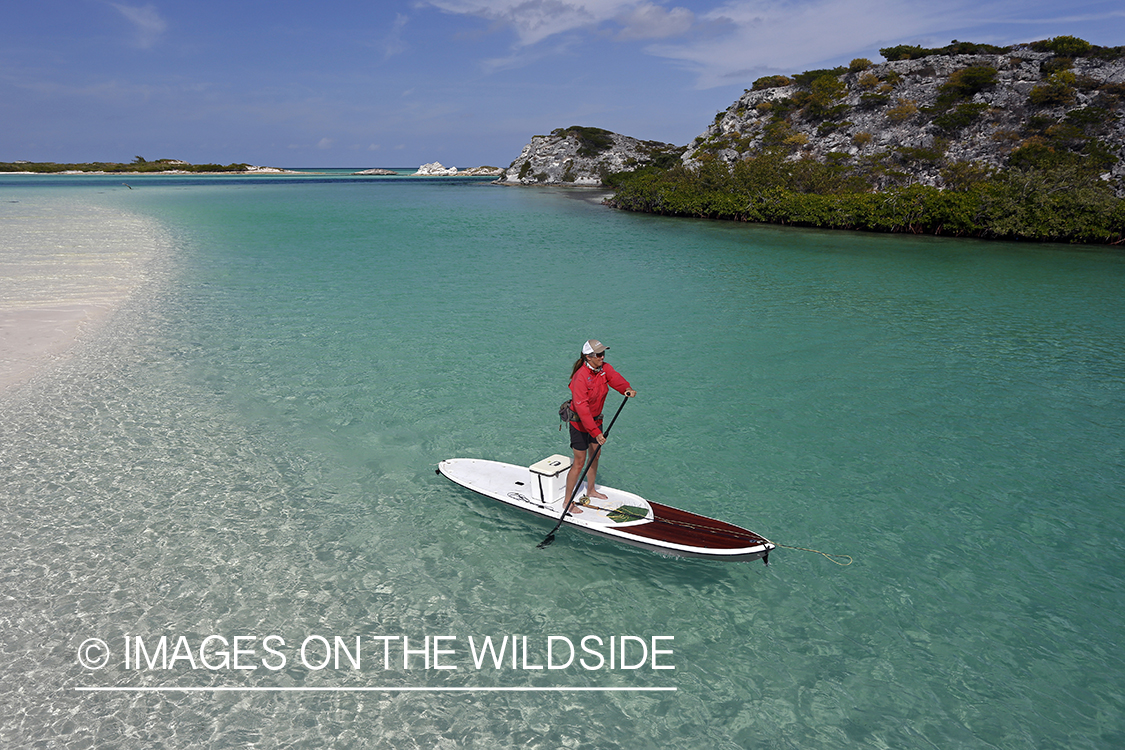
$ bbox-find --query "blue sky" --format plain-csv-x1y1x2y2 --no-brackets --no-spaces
3,0,1122,168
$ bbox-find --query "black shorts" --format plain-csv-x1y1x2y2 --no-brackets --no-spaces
569,423,602,451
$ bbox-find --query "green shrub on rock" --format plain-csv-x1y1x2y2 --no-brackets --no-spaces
602,39,1124,246
934,66,998,110
1031,35,1093,57
752,75,792,90
552,126,615,157
933,102,989,132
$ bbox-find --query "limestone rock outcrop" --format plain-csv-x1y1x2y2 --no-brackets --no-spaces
683,46,1125,193
412,163,503,176
415,162,459,176
459,166,504,176
498,127,682,186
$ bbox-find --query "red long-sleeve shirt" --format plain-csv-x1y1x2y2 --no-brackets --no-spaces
568,362,631,439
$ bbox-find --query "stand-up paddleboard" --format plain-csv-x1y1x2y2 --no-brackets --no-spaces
437,455,774,562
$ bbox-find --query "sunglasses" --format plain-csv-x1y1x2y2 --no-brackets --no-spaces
588,351,606,358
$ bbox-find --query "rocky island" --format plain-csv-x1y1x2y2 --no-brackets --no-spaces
0,157,286,174
682,40,1125,193
501,37,1125,244
414,162,503,176
497,127,681,185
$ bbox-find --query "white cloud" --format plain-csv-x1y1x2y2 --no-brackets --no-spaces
111,3,168,49
422,0,1125,88
648,0,970,86
317,138,334,149
480,38,576,74
616,2,695,40
423,0,645,46
383,13,410,58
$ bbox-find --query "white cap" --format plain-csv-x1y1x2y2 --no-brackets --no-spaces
582,339,609,355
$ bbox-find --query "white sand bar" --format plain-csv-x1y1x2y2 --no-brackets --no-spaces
0,199,166,391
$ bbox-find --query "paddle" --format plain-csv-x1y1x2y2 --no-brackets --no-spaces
537,395,629,549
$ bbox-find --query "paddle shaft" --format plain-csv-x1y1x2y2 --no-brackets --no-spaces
537,395,628,548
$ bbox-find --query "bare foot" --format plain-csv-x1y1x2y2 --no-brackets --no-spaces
588,489,608,500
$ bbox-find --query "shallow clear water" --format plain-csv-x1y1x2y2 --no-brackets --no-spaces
2,173,1124,748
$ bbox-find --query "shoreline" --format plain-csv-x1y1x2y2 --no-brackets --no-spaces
0,199,167,393
1,167,304,176
1,165,505,177
1,170,500,176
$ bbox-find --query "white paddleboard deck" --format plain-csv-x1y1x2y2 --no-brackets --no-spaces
438,455,774,561
437,456,652,530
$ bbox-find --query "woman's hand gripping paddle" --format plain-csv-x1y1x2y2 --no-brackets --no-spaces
537,395,629,549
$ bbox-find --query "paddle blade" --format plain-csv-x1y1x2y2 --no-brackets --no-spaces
537,532,556,549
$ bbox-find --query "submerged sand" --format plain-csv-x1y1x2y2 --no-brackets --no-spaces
0,200,167,391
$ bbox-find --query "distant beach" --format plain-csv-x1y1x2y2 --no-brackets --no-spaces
0,198,167,391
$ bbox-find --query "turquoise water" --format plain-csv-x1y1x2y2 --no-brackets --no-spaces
2,173,1124,748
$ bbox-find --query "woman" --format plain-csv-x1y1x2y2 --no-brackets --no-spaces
565,339,637,513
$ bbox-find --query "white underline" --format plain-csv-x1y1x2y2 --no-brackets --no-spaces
76,686,676,693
